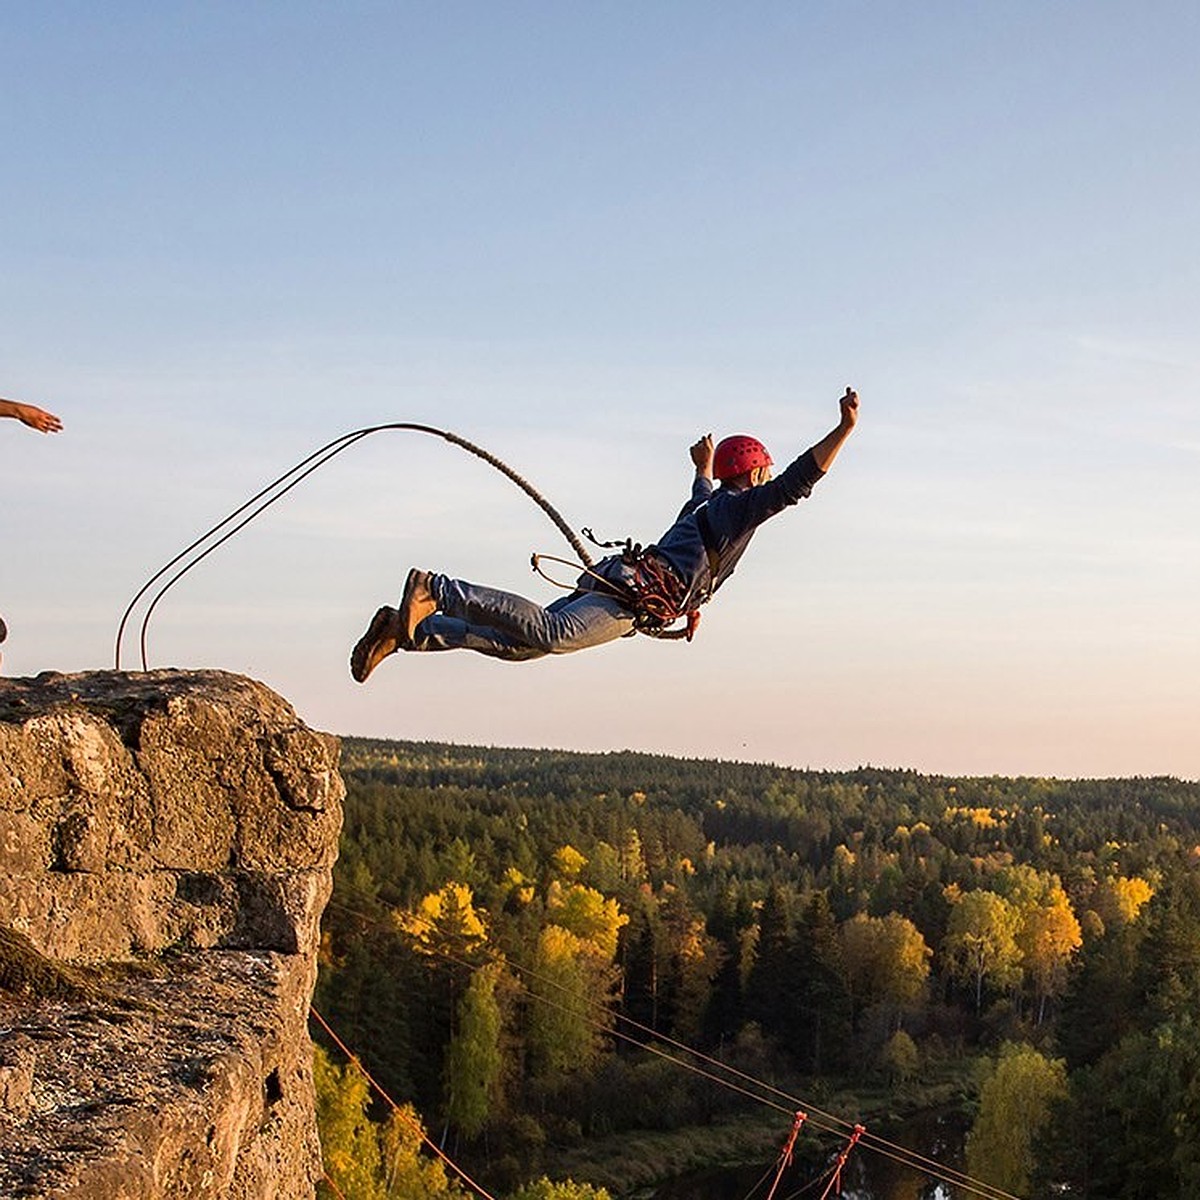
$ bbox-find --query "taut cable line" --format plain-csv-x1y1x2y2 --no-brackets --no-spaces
115,423,594,671
320,1171,349,1200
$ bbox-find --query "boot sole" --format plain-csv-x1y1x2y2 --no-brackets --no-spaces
350,606,399,683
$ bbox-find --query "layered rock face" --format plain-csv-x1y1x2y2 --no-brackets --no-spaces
0,670,343,1198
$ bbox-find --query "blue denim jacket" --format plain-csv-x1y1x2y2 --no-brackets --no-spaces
654,446,825,608
585,447,825,610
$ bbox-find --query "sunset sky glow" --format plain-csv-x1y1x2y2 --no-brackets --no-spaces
3,4,1198,779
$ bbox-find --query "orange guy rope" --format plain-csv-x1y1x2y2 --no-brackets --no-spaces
818,1124,865,1200
764,1109,808,1200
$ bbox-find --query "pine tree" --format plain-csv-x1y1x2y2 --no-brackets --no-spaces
793,891,852,1073
744,883,794,1037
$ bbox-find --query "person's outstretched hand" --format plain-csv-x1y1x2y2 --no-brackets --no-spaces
6,402,63,433
839,387,859,429
690,433,714,479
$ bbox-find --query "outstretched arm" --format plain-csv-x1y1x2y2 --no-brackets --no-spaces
809,388,858,472
0,398,63,433
673,433,715,518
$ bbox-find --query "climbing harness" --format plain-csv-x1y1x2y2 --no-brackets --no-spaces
582,528,696,637
530,507,725,642
115,423,596,671
529,548,700,641
630,552,698,639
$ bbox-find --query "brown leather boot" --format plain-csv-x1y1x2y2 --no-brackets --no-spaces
398,569,437,646
350,606,404,683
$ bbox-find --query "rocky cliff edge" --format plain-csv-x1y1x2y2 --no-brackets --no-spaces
0,670,344,1198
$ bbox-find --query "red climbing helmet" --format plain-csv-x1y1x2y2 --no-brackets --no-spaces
713,435,772,481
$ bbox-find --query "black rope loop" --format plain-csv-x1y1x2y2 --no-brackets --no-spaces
115,423,594,671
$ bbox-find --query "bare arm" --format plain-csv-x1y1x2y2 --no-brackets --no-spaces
809,388,858,472
0,398,63,433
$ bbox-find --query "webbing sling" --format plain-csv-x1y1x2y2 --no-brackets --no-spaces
694,502,722,604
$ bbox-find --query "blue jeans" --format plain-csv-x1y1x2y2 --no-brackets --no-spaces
410,573,635,662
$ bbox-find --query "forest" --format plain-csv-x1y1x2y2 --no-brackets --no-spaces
312,739,1200,1199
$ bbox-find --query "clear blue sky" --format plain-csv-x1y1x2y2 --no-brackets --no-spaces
3,4,1198,779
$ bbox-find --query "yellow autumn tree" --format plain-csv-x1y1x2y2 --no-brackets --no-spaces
942,889,1023,1014
444,961,506,1139
314,1044,386,1200
552,844,588,881
1092,874,1154,931
620,828,646,883
994,867,1083,1021
501,866,536,909
545,882,628,960
1014,882,1082,1023
966,1042,1067,1193
526,924,617,1078
314,1045,458,1199
880,1029,919,1083
995,863,1056,908
379,1104,461,1198
840,912,931,1021
395,882,488,960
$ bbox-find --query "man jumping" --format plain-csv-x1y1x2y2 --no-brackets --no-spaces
351,387,858,679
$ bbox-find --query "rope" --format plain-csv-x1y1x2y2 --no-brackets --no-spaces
321,1172,349,1200
737,1162,781,1200
530,551,624,597
816,1125,863,1200
310,1004,499,1200
115,422,594,670
764,1110,807,1200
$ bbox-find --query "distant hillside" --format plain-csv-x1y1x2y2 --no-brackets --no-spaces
338,736,1200,909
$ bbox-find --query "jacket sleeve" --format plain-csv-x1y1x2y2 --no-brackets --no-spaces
718,448,825,535
675,475,715,521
